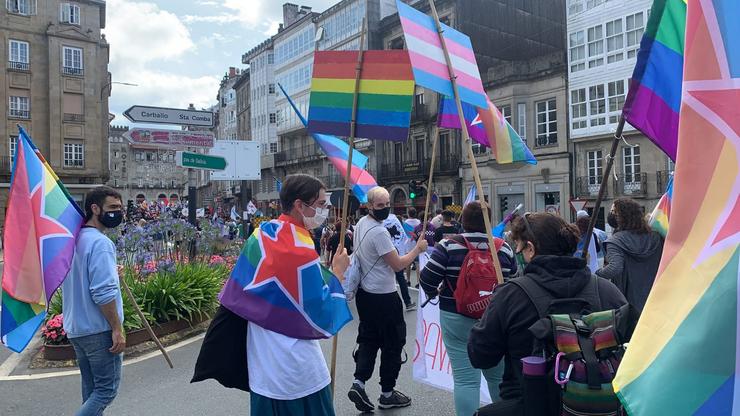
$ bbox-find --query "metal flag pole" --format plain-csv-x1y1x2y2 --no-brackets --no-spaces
330,17,367,398
426,0,504,284
580,116,625,259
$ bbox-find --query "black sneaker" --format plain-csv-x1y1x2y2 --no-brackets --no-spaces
405,301,417,311
348,382,375,412
378,390,412,409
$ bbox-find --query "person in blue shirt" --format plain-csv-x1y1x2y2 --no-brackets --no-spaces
62,186,125,416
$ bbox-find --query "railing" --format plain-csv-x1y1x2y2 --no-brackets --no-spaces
274,144,322,165
534,134,558,147
62,66,84,76
656,170,672,193
378,155,459,181
8,61,29,71
8,109,29,119
574,176,608,198
614,172,648,197
317,175,344,189
64,113,84,122
0,156,13,173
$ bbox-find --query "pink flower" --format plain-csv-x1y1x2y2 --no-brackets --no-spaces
50,333,57,339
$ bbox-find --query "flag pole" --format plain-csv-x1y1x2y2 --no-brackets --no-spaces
426,0,503,284
580,116,625,259
331,16,367,398
420,125,439,237
120,277,174,368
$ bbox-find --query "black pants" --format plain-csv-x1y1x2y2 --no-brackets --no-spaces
395,270,411,305
353,288,406,392
475,399,524,416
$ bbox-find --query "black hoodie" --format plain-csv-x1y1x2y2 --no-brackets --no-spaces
467,255,627,400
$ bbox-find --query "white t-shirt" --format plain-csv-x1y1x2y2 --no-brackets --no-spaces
383,213,411,255
405,218,421,229
246,322,330,400
353,215,397,294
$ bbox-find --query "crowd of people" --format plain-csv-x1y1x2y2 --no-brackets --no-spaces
60,174,664,415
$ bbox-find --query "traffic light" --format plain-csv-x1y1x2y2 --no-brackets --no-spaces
501,196,509,211
409,180,418,200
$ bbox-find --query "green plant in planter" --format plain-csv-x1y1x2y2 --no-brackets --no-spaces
41,314,68,345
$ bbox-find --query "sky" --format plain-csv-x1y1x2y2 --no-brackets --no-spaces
104,0,336,126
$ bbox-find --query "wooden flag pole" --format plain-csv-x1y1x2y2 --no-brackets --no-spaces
580,116,625,259
420,126,439,237
427,0,504,284
331,17,367,398
120,277,174,368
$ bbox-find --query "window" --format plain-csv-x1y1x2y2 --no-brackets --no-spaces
517,103,527,141
569,31,585,72
388,37,404,50
268,83,275,94
267,53,274,64
415,92,425,106
138,178,143,187
60,3,80,25
9,136,17,163
7,0,36,15
63,142,84,168
269,142,278,153
606,19,624,63
414,136,425,161
570,89,587,130
269,113,276,124
588,85,606,126
587,150,603,188
500,105,512,125
623,146,641,183
146,152,153,162
626,12,645,58
9,96,29,118
535,99,557,146
568,0,583,14
607,80,626,123
586,0,604,9
62,46,83,75
587,25,604,68
9,40,29,69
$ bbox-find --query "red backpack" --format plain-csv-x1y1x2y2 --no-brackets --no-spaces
449,236,504,319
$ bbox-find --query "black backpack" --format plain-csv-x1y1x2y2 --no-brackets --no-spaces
510,276,634,416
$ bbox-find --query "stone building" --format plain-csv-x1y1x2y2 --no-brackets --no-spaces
0,0,109,222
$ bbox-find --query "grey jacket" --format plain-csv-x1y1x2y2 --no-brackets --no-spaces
596,230,663,312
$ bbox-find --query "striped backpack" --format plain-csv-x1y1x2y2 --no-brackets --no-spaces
511,276,634,416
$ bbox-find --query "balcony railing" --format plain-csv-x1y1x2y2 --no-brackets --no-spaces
274,144,322,165
657,170,672,193
62,66,84,76
8,61,29,71
378,155,459,181
614,172,648,197
574,176,608,198
8,109,30,119
317,175,345,189
64,113,85,122
0,156,13,173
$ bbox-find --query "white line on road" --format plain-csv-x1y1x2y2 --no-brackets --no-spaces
0,333,205,382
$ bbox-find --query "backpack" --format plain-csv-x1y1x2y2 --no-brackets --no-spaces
511,276,634,416
447,235,504,319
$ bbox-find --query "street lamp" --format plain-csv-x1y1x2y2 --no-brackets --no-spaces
100,81,138,100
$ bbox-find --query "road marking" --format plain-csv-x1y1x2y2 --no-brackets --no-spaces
0,335,41,377
0,333,205,381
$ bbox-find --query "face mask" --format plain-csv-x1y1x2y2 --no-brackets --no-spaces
607,212,619,229
302,204,328,230
99,210,123,228
371,207,391,221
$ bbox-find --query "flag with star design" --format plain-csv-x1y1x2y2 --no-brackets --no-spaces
1,126,84,352
219,218,352,339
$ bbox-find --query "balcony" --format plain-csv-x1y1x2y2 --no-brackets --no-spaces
614,172,648,197
274,144,322,165
0,156,13,173
657,170,672,193
411,102,436,123
8,109,29,119
62,66,84,76
574,176,609,199
378,155,459,181
64,113,84,122
317,175,345,189
8,61,29,71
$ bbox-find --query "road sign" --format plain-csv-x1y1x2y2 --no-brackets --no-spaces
123,105,214,127
176,151,227,171
570,198,588,212
123,128,214,149
209,140,261,181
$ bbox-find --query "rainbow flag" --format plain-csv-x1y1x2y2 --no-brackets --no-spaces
396,0,488,109
649,175,673,238
613,1,740,413
219,217,352,339
439,95,536,165
307,50,414,142
1,127,83,352
622,0,686,161
280,83,377,203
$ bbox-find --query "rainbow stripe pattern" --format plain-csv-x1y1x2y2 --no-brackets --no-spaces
219,217,352,339
622,0,686,161
1,127,83,352
613,1,740,413
396,0,488,109
649,175,673,238
439,95,536,165
307,50,414,142
280,83,377,203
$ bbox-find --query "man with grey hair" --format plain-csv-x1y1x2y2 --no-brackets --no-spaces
348,187,428,412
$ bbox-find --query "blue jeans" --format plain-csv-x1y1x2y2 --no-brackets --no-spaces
440,310,503,416
69,331,123,416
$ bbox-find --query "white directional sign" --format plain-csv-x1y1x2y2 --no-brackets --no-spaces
209,141,261,181
123,105,214,127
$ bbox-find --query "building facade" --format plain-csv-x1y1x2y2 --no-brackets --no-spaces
107,125,186,204
216,67,240,141
234,69,250,142
0,0,110,222
567,0,672,228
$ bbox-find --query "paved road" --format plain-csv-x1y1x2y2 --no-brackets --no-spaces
0,288,458,416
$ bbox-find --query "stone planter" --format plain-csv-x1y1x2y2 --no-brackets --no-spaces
43,343,75,361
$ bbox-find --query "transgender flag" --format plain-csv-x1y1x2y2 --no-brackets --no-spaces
396,0,488,109
1,127,83,352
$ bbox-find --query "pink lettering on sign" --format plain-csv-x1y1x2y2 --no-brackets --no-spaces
127,128,214,148
413,318,452,375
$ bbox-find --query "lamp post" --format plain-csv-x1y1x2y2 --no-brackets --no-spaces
100,81,138,100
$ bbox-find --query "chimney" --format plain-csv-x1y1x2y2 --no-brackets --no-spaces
283,3,300,27
229,67,237,78
300,5,312,14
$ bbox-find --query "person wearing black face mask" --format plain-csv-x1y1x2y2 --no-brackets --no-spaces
61,186,126,415
347,187,428,412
